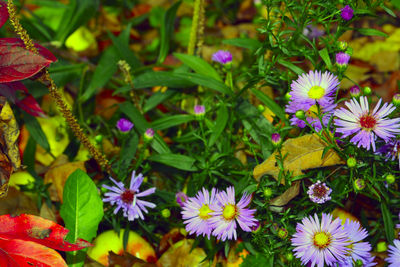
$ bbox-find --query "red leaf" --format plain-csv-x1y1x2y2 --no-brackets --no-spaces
0,238,67,267
0,81,46,117
0,214,92,251
0,1,9,29
0,38,56,83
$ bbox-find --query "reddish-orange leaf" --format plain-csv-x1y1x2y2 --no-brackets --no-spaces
0,238,67,267
0,1,9,29
0,38,56,83
0,214,92,251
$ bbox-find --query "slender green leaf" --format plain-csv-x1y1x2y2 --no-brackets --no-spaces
60,169,103,266
319,48,332,69
152,115,195,130
357,28,388,37
208,105,228,146
380,3,396,17
23,112,50,152
118,132,139,178
143,90,176,113
80,45,119,102
251,88,288,123
158,1,181,63
147,153,198,171
277,59,303,75
173,73,232,95
120,102,170,154
174,53,221,81
381,201,395,243
222,38,261,50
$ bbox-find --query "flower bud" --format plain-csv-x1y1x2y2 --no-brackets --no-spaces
94,134,103,144
346,157,357,168
295,110,305,120
392,93,400,107
257,104,265,112
284,92,292,101
335,52,350,70
144,128,154,142
341,5,354,21
376,241,387,252
338,41,348,51
363,86,372,96
194,105,205,120
271,133,281,146
176,192,188,207
349,86,361,98
353,178,366,191
117,118,134,132
286,252,294,262
278,228,288,239
251,221,261,233
263,187,273,198
161,209,171,218
386,174,396,184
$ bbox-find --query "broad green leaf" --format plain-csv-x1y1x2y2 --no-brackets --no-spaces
23,112,50,152
60,169,103,266
174,53,221,81
319,48,332,69
107,23,141,69
277,59,303,75
120,102,170,154
208,105,228,147
251,88,287,123
147,154,198,171
357,28,388,38
222,38,261,50
55,0,99,44
158,1,181,63
381,201,395,243
80,46,119,102
172,73,232,95
152,115,195,130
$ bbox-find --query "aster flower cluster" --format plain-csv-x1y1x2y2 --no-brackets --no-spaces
291,213,375,267
180,186,257,241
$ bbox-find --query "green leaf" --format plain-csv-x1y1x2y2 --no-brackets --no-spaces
172,73,232,95
120,102,170,154
60,169,103,266
222,38,261,50
380,3,396,17
319,48,332,69
158,1,181,63
143,90,176,113
23,112,50,152
251,88,288,123
107,23,142,69
277,59,303,75
173,53,221,81
239,253,271,267
381,201,395,243
147,154,198,171
208,105,228,147
357,28,388,38
118,132,139,178
152,115,195,130
55,0,99,44
80,46,119,102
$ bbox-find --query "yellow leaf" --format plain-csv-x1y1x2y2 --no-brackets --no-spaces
157,239,208,267
269,181,300,208
253,133,344,184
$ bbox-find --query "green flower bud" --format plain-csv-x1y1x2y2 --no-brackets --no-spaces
257,104,265,112
386,174,396,184
263,187,273,198
284,92,292,101
94,135,103,144
353,178,366,191
376,241,387,252
392,93,400,107
286,252,294,261
278,228,288,239
346,157,357,168
161,209,171,218
295,110,305,120
338,41,348,51
363,86,372,96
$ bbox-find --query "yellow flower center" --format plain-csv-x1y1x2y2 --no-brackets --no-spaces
198,204,213,220
313,232,331,249
308,85,325,99
222,204,237,220
305,105,319,118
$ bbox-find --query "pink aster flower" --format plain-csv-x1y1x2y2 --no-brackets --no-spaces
291,213,349,267
209,186,257,241
307,180,332,204
386,239,400,266
116,118,134,132
212,50,232,65
102,171,156,221
338,220,374,266
334,96,400,151
341,5,354,21
181,188,218,238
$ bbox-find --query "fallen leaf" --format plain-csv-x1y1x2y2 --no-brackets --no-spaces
253,133,344,184
156,239,208,267
0,1,9,29
44,155,86,202
109,251,157,267
0,187,38,216
0,214,92,251
269,181,300,207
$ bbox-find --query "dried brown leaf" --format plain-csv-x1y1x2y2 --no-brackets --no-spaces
269,181,300,207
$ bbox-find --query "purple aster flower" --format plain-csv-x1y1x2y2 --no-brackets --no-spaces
334,96,400,151
341,5,354,21
176,191,188,207
307,180,332,204
209,186,258,241
291,213,349,267
212,50,232,65
116,118,134,132
376,139,400,168
386,239,400,266
336,52,350,66
338,219,373,266
286,70,339,131
102,171,156,221
303,25,325,39
181,188,218,238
